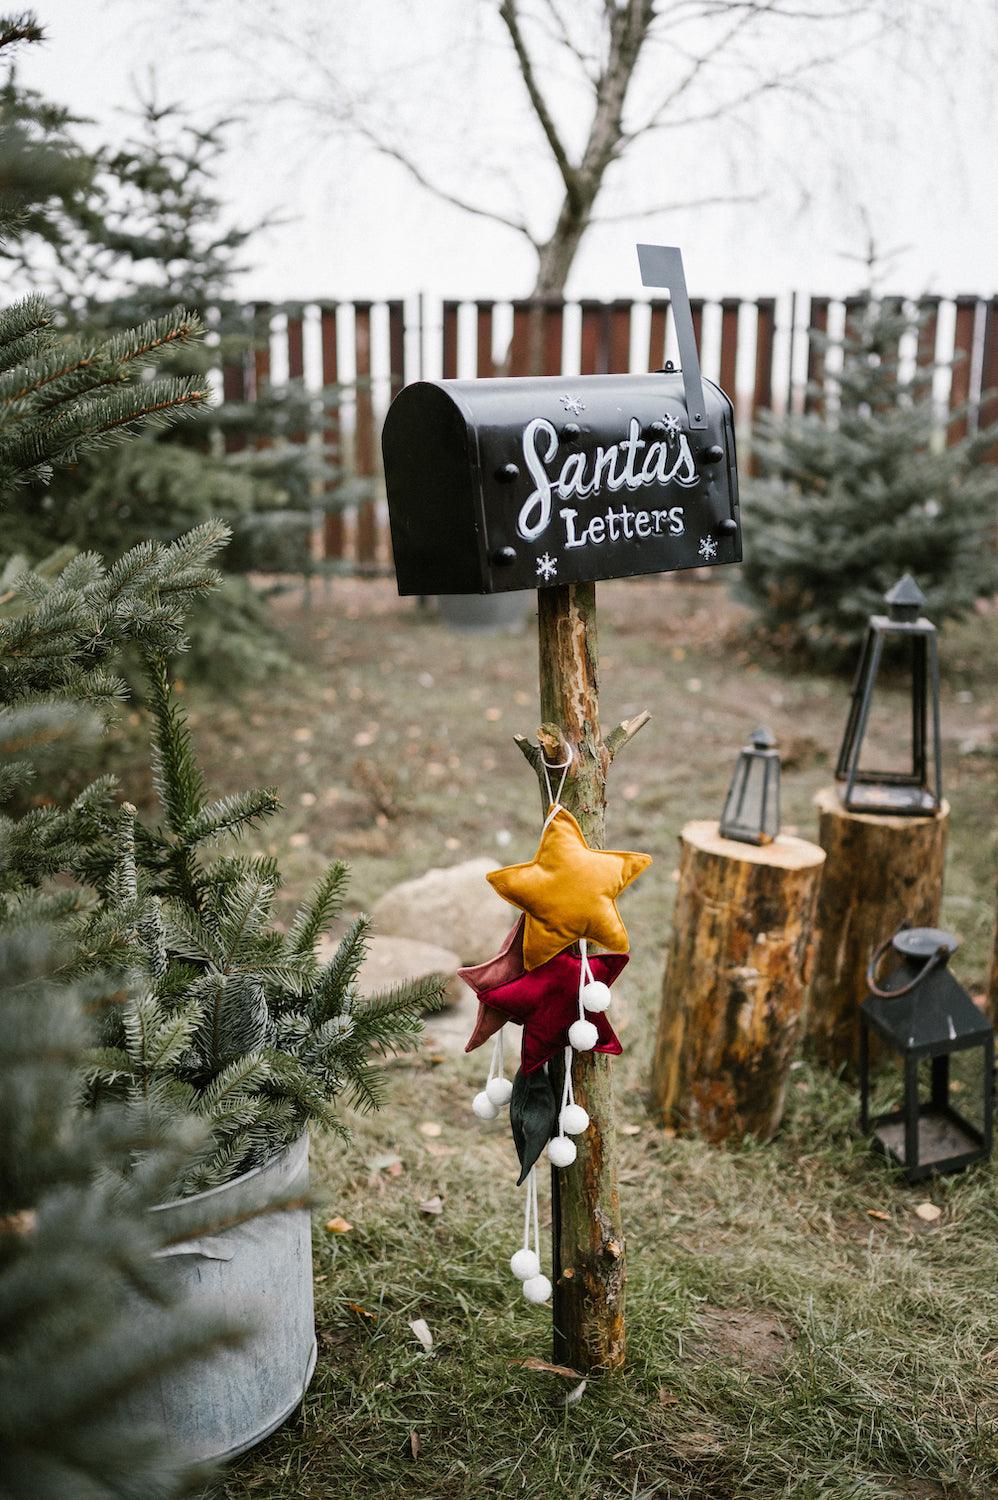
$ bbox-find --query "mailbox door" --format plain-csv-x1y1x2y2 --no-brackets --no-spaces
462,372,739,593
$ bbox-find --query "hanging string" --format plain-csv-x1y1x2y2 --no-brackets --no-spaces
577,937,590,1021
486,1025,505,1088
522,1165,534,1255
540,755,572,832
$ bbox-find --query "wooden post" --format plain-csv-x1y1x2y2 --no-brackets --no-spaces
650,822,825,1142
985,876,998,1025
514,583,649,1374
807,786,950,1072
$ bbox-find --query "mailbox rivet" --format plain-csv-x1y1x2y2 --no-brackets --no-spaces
492,546,517,566
563,422,581,440
703,444,724,464
496,462,519,483
718,518,738,535
649,420,666,434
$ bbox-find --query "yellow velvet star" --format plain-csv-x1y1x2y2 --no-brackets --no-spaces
486,806,652,970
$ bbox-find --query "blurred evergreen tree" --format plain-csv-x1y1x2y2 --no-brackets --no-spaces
740,288,998,663
1,43,352,685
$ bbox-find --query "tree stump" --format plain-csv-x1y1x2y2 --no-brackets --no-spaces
650,820,825,1143
807,786,950,1072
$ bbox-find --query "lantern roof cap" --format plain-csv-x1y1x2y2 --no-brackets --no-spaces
892,927,958,962
748,725,777,751
862,964,991,1053
885,573,926,620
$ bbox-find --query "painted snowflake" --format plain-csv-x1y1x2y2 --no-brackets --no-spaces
559,394,586,416
536,552,558,582
661,414,683,440
698,536,718,562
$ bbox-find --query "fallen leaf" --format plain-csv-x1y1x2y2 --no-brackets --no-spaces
658,1387,678,1406
346,1302,377,1322
325,1216,353,1233
293,727,313,742
419,1121,443,1138
409,1318,433,1351
866,1208,890,1222
423,1143,458,1159
485,707,502,721
915,1201,942,1223
561,1380,587,1406
418,1195,444,1216
620,1123,642,1136
314,1274,327,1283
368,1152,404,1175
511,1357,583,1379
409,1431,421,1460
289,832,310,848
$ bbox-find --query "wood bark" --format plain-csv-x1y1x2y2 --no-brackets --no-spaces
516,583,648,1374
807,786,950,1072
651,821,825,1143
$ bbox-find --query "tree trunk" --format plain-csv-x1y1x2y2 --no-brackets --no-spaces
651,821,825,1143
533,197,590,299
807,786,950,1072
522,583,632,1373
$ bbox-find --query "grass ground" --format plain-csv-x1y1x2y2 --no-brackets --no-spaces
120,577,997,1500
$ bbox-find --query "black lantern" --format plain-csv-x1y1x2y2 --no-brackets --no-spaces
835,574,942,815
719,727,780,845
859,927,994,1182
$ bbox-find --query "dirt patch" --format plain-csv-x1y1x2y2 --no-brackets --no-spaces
694,1305,790,1376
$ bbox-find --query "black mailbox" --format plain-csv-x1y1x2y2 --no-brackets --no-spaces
382,246,740,596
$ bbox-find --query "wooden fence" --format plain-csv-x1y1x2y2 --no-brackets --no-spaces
225,292,998,572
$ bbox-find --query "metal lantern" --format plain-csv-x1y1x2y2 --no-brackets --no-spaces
859,927,994,1182
835,574,942,815
719,726,780,845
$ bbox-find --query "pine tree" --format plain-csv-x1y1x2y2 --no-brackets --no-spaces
0,923,242,1500
739,292,998,662
77,649,436,1196
1,76,349,683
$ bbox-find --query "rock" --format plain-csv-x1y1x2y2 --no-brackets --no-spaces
355,934,463,1009
372,858,512,964
316,929,463,1010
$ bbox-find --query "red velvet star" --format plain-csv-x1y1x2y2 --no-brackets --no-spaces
458,917,525,1052
466,950,627,1075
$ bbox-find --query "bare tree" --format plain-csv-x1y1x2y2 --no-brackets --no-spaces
164,0,971,299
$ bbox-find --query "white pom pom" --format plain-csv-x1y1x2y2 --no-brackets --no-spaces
510,1248,540,1281
485,1075,513,1108
560,1103,589,1135
568,1018,599,1051
547,1135,577,1167
472,1090,498,1120
581,980,612,1013
522,1273,552,1305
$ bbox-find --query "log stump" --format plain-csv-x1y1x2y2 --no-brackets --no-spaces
807,786,950,1072
651,820,825,1144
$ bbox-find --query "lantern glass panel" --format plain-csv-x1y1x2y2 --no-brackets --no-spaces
720,730,780,845
836,575,942,816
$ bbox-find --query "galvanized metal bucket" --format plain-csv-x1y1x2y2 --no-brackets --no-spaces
126,1133,316,1463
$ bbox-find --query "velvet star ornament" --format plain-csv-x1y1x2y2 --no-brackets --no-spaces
469,949,627,1074
458,917,525,1052
486,806,652,970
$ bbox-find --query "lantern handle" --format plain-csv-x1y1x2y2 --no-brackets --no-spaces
866,928,949,999
636,244,708,430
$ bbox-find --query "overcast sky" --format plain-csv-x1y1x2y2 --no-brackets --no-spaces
17,0,998,303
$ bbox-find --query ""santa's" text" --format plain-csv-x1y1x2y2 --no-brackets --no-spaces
517,415,699,542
